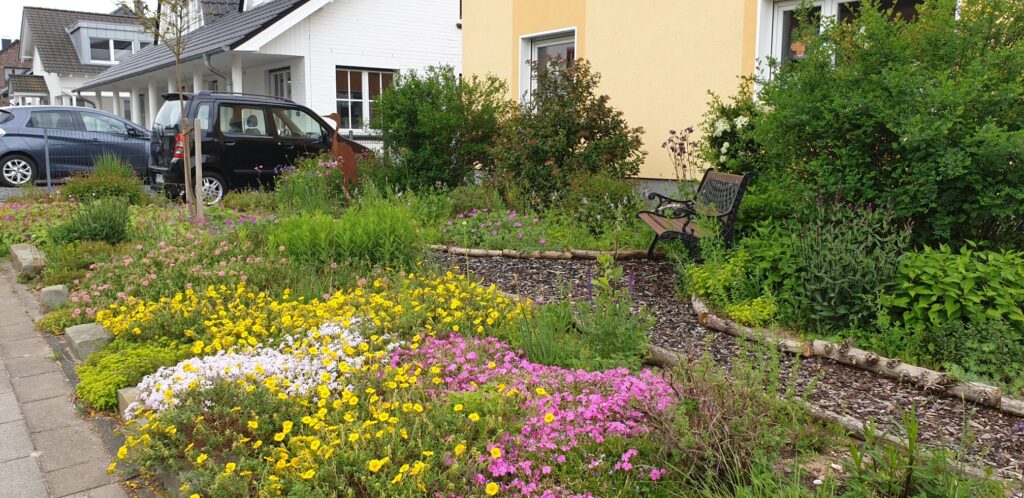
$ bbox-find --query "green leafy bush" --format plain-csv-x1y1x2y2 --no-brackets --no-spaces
49,197,132,246
275,156,348,215
750,0,1024,246
684,204,911,334
372,66,513,189
549,174,645,235
697,83,766,176
43,241,119,285
518,256,651,371
36,307,87,334
269,198,423,271
63,153,147,205
881,245,1024,332
489,59,645,207
76,342,187,411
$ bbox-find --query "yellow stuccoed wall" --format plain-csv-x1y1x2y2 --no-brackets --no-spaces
463,0,760,180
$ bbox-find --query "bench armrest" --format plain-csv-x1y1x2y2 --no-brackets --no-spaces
647,192,696,217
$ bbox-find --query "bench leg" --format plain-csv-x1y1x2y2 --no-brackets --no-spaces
646,234,659,260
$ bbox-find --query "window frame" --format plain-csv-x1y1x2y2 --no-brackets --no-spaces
518,27,577,101
268,67,292,100
334,67,396,132
216,103,271,138
80,111,129,135
88,37,140,64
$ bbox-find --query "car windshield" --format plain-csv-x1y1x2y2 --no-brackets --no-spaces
154,101,183,130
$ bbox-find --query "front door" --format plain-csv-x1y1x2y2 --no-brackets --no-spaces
214,103,285,189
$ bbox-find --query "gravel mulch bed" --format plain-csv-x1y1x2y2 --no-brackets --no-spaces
433,253,1024,481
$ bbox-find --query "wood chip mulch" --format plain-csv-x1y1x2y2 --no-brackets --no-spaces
433,253,1024,481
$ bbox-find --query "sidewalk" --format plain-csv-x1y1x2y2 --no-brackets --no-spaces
0,264,126,498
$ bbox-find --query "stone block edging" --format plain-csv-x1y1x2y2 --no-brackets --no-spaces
10,242,45,276
428,244,664,261
689,295,1024,418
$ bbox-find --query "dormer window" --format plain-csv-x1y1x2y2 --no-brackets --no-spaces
90,38,134,63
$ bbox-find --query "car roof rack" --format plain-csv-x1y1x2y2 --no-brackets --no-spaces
195,91,295,104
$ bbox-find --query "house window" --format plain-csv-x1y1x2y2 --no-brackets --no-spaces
269,68,291,99
89,38,136,63
759,1,925,75
520,29,575,98
335,68,395,130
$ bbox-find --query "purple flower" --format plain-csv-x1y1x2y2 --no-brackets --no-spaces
538,238,547,245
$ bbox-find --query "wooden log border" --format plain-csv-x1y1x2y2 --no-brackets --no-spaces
429,244,663,261
689,296,1024,418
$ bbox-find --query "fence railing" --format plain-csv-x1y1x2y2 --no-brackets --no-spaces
37,128,150,187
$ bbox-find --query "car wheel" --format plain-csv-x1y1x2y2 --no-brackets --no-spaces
0,155,37,187
199,173,226,205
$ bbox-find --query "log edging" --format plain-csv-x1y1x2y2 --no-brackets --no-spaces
690,295,1024,418
429,244,663,261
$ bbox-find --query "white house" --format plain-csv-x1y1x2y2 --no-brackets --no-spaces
15,7,145,112
78,0,463,138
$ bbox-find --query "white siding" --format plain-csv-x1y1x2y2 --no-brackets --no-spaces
256,0,462,116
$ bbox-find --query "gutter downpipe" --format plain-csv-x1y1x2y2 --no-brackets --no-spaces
203,49,232,92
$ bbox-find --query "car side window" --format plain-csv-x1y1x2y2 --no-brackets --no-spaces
81,112,128,135
269,106,322,140
195,103,212,132
27,110,77,131
219,104,268,136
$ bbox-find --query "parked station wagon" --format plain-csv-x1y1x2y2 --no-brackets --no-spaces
0,106,149,187
150,91,368,204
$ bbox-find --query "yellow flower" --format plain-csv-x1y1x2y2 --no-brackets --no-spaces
468,412,480,422
299,469,316,479
367,457,390,473
544,412,555,424
106,462,117,474
453,404,463,412
490,447,502,459
486,482,500,495
535,387,549,397
195,453,208,465
190,494,201,498
247,420,259,430
116,445,128,460
454,443,466,456
223,462,236,475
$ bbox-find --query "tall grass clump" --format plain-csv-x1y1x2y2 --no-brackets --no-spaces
63,153,147,205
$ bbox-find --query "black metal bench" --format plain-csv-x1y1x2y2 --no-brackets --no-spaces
637,170,753,259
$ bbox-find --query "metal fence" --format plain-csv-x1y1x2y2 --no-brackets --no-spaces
36,128,150,187
344,130,384,154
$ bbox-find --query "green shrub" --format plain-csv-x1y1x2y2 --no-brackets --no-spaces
36,307,87,335
489,59,645,207
549,174,644,235
880,245,1024,333
49,197,132,246
372,66,513,189
275,156,348,214
268,213,345,267
512,301,585,370
63,153,147,205
269,199,423,271
76,342,187,411
446,184,504,216
222,189,276,212
697,83,766,176
572,256,652,370
750,0,1024,247
43,241,118,285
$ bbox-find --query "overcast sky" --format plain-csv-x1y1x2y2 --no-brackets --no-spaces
2,0,128,41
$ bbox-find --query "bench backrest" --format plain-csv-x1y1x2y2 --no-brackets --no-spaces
696,170,754,246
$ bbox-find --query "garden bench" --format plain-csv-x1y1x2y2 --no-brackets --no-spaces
637,170,753,259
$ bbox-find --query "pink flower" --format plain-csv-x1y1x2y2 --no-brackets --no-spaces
649,468,665,481
278,245,286,252
141,280,149,286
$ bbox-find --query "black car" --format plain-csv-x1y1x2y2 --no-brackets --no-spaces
0,106,149,187
150,91,367,204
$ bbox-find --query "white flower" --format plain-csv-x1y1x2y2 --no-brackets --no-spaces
719,155,728,164
712,118,731,138
720,142,731,154
734,116,749,130
127,320,397,418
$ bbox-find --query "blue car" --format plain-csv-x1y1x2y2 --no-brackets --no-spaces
0,106,150,187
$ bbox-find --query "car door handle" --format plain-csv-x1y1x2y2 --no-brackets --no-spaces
91,138,101,142
224,141,236,146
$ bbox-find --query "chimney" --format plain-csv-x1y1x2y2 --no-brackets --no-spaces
1,39,12,51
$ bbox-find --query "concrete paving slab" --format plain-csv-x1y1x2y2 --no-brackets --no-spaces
0,322,36,342
0,336,51,360
12,371,69,403
34,424,107,472
0,392,22,424
0,420,35,463
0,456,47,498
45,459,118,497
4,355,59,378
59,482,128,498
0,369,10,394
21,395,78,433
